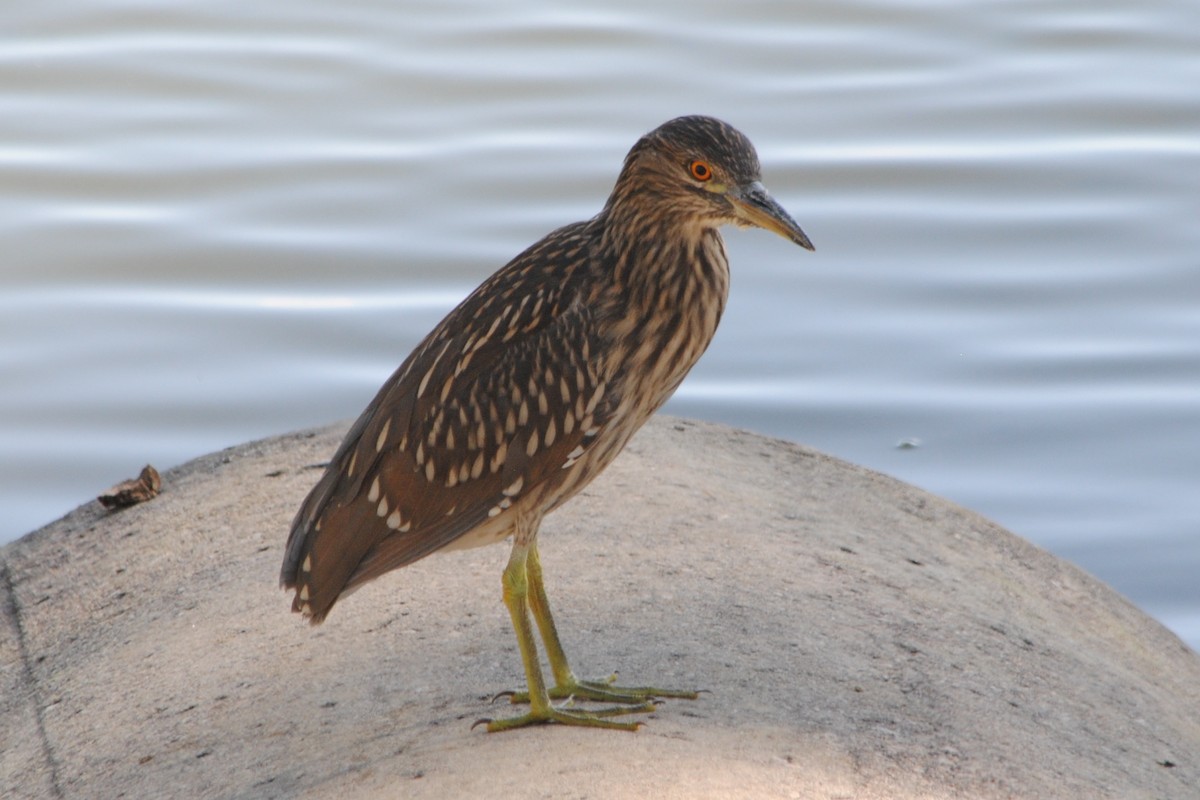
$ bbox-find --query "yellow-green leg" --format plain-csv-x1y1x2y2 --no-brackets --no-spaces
511,539,700,706
479,539,656,732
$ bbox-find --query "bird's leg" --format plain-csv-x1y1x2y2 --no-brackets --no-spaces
506,539,701,706
479,538,653,732
525,539,579,690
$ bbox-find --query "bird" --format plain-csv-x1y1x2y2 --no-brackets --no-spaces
281,115,814,732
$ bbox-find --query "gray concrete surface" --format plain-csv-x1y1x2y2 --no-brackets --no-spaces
2,416,1197,799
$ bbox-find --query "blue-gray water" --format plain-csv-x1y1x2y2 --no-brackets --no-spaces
2,1,1197,650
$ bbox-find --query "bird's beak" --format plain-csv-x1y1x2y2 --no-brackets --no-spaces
729,181,814,251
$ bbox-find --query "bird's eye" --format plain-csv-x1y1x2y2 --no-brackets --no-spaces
688,160,713,182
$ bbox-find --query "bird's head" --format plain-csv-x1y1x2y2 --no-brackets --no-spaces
608,115,814,251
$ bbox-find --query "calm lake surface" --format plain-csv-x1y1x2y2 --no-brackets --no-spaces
2,1,1197,650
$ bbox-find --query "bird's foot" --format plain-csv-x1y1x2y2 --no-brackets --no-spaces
473,698,658,732
501,672,701,705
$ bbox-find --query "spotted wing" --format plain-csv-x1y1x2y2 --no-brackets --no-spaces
281,223,613,621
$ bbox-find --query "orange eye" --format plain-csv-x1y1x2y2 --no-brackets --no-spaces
688,160,713,182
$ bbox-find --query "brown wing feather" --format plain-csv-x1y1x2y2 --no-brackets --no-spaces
281,221,613,621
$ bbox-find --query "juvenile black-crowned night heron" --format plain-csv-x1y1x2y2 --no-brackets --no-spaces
281,115,813,731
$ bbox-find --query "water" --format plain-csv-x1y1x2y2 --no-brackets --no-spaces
1,1,1197,650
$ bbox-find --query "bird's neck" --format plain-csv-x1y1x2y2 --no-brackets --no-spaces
591,203,732,420
596,198,730,301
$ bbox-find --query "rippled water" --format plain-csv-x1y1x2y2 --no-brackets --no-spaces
2,1,1197,649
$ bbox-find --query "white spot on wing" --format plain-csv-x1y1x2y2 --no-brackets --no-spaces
586,381,606,415
484,314,504,341
417,365,436,398
376,418,392,453
491,441,508,473
562,443,586,469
